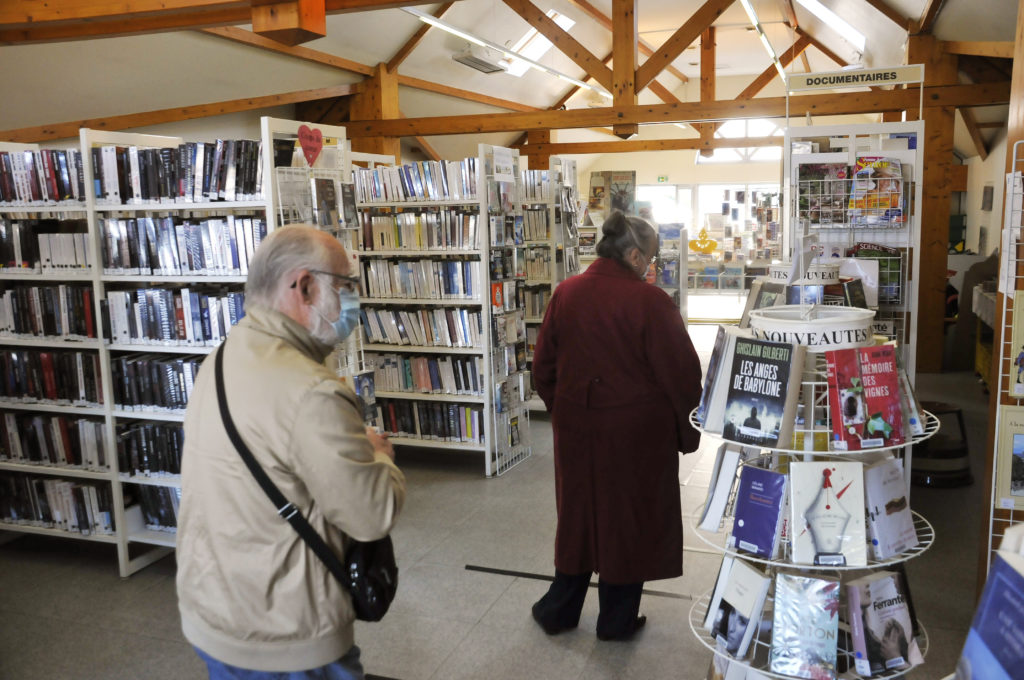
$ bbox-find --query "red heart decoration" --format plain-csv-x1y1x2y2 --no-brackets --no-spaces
297,125,323,167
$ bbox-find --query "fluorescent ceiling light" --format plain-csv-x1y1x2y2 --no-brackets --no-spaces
793,0,866,52
402,7,611,98
506,10,575,77
737,0,786,87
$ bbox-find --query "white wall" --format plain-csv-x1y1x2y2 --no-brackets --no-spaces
965,131,1009,255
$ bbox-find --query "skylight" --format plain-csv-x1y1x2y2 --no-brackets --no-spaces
505,10,576,77
794,0,866,52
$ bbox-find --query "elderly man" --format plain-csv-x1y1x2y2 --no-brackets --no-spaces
176,225,405,679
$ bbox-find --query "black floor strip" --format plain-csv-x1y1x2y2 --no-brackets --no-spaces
464,564,693,600
367,675,403,680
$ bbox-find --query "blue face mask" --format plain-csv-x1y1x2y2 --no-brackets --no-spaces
331,286,361,342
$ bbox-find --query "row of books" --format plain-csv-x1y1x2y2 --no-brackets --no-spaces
0,218,90,272
700,453,918,565
360,258,481,301
521,247,552,281
117,421,183,478
132,484,181,532
376,398,483,443
0,350,103,406
367,353,484,396
110,354,201,413
353,159,478,204
0,414,108,470
491,310,527,348
0,473,115,535
704,556,921,677
697,328,923,451
360,209,480,251
520,170,554,203
107,288,244,347
91,140,263,206
359,307,482,349
0,284,97,339
739,278,869,327
100,215,267,276
0,149,86,206
521,207,550,240
490,280,524,314
525,289,550,319
489,249,524,280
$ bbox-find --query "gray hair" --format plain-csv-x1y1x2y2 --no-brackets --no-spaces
596,210,657,266
245,224,335,309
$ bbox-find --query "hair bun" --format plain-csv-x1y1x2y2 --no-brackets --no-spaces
601,210,627,237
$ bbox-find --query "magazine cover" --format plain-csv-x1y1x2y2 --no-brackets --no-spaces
848,157,904,226
798,163,850,228
770,572,840,679
790,461,867,567
995,405,1024,510
847,242,902,304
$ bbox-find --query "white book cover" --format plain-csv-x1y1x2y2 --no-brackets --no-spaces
790,461,867,567
865,457,918,559
709,558,771,659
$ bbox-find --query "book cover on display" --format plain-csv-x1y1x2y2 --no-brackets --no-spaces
848,157,904,225
721,337,805,449
1011,298,1024,398
708,558,771,660
995,405,1024,511
864,457,918,560
790,461,867,567
770,572,840,679
955,551,1024,680
847,570,923,676
728,466,787,559
824,346,904,451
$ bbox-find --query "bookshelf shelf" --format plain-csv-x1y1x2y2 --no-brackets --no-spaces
93,200,266,212
0,271,93,281
362,343,482,355
356,199,479,209
0,206,87,215
0,401,105,416
388,436,486,451
0,461,111,480
0,521,118,543
359,297,482,307
0,337,102,349
107,343,216,354
360,249,484,258
119,473,181,488
112,410,186,422
375,391,485,404
127,528,177,547
101,274,247,283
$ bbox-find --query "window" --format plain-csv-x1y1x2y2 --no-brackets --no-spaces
505,11,576,77
696,118,784,164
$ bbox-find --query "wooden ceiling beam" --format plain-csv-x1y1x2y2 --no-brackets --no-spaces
977,121,1005,128
959,55,1013,84
564,0,688,82
736,35,810,100
699,27,716,155
943,41,1014,60
635,0,733,93
203,26,375,75
776,0,811,72
344,81,1010,137
0,0,443,44
387,1,454,72
914,0,944,34
400,111,442,161
521,135,780,155
502,0,613,91
612,0,639,138
251,0,326,46
0,83,363,143
794,26,851,68
959,107,990,161
864,0,914,32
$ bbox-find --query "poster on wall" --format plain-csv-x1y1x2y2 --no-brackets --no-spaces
607,171,636,215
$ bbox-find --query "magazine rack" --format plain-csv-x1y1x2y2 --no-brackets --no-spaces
687,305,940,679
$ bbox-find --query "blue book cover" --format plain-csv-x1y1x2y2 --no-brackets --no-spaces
729,466,786,558
955,552,1024,680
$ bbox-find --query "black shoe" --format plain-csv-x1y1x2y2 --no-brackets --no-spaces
596,614,647,641
532,602,577,635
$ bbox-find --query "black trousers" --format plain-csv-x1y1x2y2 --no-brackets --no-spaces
533,570,643,639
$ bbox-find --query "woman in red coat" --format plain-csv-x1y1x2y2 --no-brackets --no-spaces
531,210,703,641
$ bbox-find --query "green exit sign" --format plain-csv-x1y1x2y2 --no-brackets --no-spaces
657,175,668,183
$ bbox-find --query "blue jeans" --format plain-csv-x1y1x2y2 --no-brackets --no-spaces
193,645,364,680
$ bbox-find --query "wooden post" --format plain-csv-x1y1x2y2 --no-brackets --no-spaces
251,0,327,46
907,34,957,374
349,63,401,163
525,129,552,170
612,0,638,139
699,27,715,157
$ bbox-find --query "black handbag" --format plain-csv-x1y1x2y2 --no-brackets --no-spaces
213,346,398,622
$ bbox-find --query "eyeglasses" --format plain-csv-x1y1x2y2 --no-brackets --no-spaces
290,270,361,292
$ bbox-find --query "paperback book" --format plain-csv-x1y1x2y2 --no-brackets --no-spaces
770,572,840,679
790,461,867,567
824,345,904,451
705,557,771,659
727,465,787,559
847,570,923,676
864,456,918,560
721,336,805,449
954,549,1024,679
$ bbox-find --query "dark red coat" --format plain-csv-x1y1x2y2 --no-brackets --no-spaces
533,256,703,584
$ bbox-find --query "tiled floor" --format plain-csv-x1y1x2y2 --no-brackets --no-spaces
0,325,991,679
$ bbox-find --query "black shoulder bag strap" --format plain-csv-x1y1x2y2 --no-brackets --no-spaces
213,346,350,586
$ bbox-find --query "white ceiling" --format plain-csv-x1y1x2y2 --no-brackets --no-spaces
0,0,1014,161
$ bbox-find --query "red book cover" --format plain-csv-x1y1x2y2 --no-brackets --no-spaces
38,352,58,400
825,347,867,451
173,295,187,340
490,282,504,313
857,344,904,447
82,289,95,338
44,151,60,202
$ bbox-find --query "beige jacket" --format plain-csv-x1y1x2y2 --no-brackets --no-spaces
176,305,405,672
